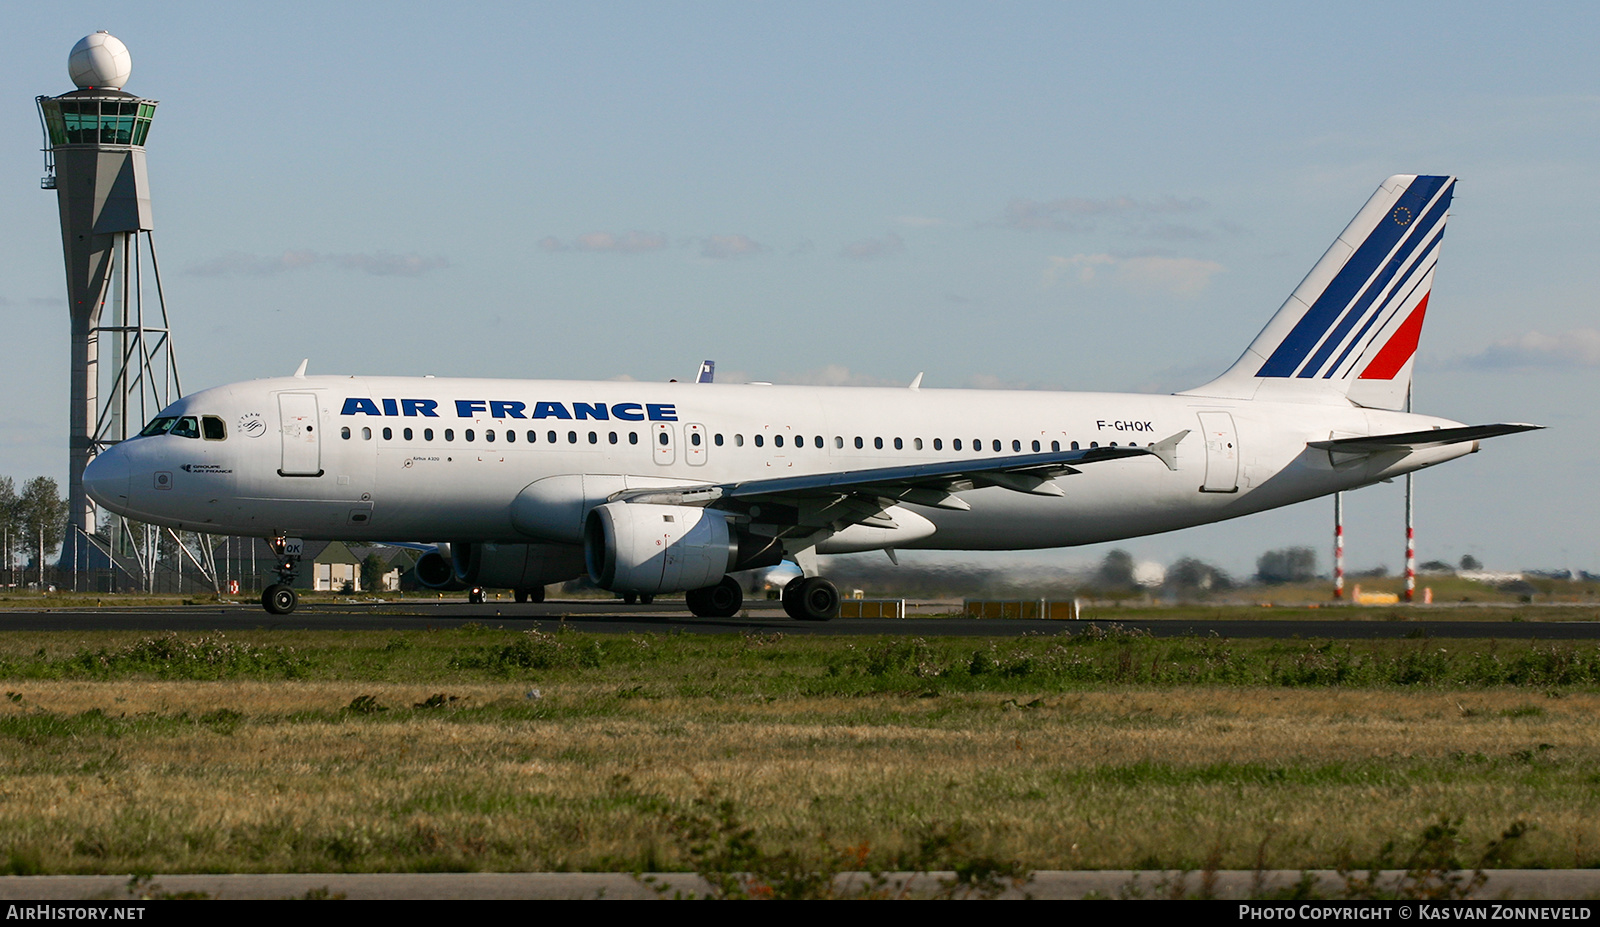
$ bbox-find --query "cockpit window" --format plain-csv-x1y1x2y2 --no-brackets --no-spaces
169,417,201,439
202,416,226,440
138,417,177,437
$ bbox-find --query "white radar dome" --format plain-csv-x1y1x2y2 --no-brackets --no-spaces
68,32,132,90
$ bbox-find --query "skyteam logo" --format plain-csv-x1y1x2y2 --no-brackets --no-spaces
1256,175,1454,381
340,398,678,422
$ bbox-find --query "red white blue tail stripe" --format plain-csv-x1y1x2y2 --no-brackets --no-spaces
1183,175,1455,410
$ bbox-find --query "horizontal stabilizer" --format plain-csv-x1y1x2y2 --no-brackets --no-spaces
1307,423,1542,454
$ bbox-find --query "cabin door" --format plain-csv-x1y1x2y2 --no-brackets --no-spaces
278,392,323,477
1196,411,1238,493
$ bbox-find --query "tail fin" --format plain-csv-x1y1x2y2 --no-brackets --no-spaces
1181,174,1455,410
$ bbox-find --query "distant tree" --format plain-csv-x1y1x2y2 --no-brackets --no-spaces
16,477,67,582
360,554,387,593
1256,546,1317,585
1097,549,1136,589
0,476,16,580
1460,554,1482,571
1167,557,1233,591
1418,559,1454,573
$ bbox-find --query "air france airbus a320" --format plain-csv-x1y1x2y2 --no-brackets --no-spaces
85,175,1537,618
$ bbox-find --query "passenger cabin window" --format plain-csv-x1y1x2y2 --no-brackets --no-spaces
815,436,824,449
202,416,226,440
933,438,942,450
383,427,393,441
341,426,351,440
774,435,783,448
754,435,764,448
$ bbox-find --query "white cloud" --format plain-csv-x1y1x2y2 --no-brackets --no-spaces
185,250,447,277
1456,329,1600,370
839,232,905,261
701,234,765,259
997,194,1207,233
1044,253,1223,297
539,231,669,254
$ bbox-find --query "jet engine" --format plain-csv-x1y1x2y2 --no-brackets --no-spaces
413,549,466,591
450,541,586,590
584,502,782,595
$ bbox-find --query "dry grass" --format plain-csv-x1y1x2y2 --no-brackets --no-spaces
2,675,1596,874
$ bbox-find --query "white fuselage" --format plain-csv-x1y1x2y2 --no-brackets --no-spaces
86,375,1472,551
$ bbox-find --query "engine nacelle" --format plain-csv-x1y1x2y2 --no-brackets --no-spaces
451,542,587,590
584,502,745,595
413,550,465,590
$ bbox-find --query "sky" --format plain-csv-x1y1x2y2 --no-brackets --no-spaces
1,2,1595,580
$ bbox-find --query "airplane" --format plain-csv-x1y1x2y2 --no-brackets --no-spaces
83,174,1538,619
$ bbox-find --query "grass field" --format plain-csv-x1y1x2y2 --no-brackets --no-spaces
1,623,1598,880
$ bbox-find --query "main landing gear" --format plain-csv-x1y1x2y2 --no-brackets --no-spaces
514,587,546,604
261,536,302,615
684,576,743,618
782,576,840,621
681,575,840,620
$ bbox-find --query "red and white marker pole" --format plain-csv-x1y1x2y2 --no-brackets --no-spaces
1404,473,1416,602
1402,383,1416,603
1333,491,1345,600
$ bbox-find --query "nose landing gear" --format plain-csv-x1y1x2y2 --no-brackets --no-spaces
261,536,303,615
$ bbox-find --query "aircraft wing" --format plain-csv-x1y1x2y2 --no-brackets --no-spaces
615,430,1188,527
1307,423,1541,454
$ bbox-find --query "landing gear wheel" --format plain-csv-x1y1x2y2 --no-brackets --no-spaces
262,584,298,615
514,587,545,604
784,577,839,621
622,593,638,605
468,587,486,604
640,594,654,605
685,576,743,618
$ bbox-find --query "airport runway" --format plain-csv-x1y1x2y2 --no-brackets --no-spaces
1,600,1598,638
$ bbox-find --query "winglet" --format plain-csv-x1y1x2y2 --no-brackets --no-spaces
292,359,309,378
1147,430,1188,471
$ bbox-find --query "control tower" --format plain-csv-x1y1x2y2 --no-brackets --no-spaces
37,32,182,571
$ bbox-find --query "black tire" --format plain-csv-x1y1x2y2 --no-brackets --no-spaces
262,584,297,615
623,593,638,605
686,576,743,618
469,588,485,604
640,594,654,605
793,577,840,621
781,576,806,620
526,585,545,604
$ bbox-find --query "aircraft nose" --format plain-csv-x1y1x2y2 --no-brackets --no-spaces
84,444,133,513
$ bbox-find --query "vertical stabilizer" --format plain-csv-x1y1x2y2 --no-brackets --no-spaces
1180,175,1454,409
